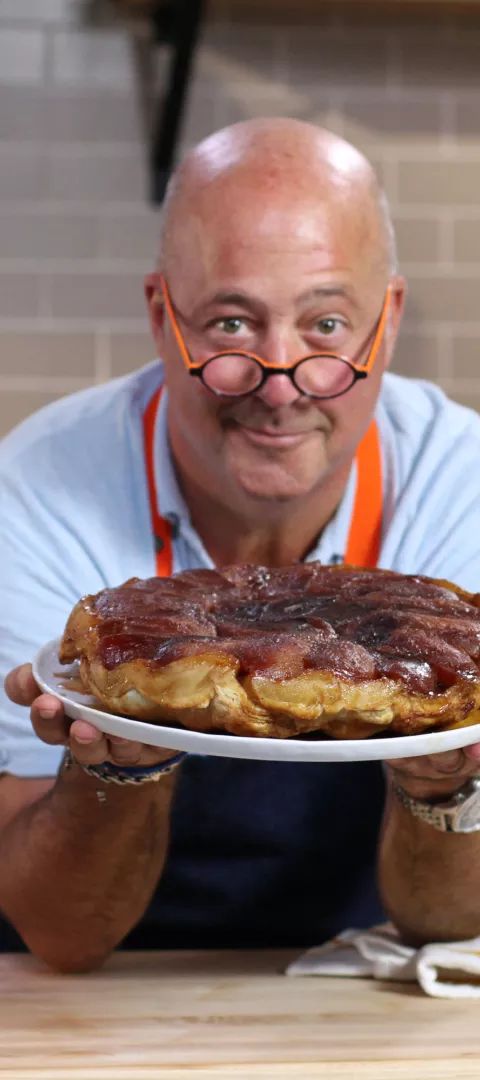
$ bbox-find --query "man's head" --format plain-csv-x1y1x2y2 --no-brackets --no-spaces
145,118,405,517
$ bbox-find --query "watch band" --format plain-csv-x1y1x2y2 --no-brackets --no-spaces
393,784,457,831
393,778,480,833
63,749,187,785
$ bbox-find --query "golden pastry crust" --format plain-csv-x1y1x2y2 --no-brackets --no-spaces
59,564,480,740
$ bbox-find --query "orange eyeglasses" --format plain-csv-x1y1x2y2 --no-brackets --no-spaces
158,275,392,400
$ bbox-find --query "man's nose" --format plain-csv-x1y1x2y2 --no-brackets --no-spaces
253,331,303,407
254,370,302,407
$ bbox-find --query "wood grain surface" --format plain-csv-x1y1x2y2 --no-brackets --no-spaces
0,949,479,1078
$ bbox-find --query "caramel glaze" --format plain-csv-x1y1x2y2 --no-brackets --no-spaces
89,565,480,695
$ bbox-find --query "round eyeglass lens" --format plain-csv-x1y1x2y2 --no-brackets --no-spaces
201,353,262,396
294,355,356,398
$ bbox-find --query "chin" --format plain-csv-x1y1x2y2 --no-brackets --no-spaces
223,435,329,505
233,463,320,503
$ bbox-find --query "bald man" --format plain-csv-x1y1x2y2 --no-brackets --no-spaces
2,120,480,972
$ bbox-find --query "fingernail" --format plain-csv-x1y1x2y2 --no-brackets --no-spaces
17,669,30,692
72,723,100,744
38,707,56,720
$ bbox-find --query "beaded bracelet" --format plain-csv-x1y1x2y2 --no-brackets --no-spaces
63,748,187,785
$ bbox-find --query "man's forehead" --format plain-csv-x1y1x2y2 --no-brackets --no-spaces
169,192,375,273
166,211,378,307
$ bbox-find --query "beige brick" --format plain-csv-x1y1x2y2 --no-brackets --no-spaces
455,98,480,140
0,148,48,201
391,332,441,380
211,83,332,131
340,99,442,150
442,387,480,414
48,149,146,202
201,24,281,75
0,87,143,143
0,212,97,259
48,271,146,320
405,275,480,324
0,389,69,438
451,337,480,381
51,30,134,90
45,92,143,144
283,28,390,87
0,0,74,20
99,211,162,261
180,90,225,151
0,88,41,140
394,216,440,264
109,332,155,377
0,29,45,85
0,332,95,378
399,27,480,89
398,160,480,207
453,218,480,262
0,274,41,318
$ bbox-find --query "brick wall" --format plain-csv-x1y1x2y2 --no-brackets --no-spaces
1,0,480,435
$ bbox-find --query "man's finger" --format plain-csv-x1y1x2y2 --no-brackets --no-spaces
464,743,480,764
387,749,465,776
69,719,109,765
424,749,465,775
4,664,39,706
108,736,144,766
31,695,69,745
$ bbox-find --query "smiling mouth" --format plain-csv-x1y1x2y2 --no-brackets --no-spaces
232,423,316,447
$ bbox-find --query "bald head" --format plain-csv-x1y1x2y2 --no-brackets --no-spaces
159,118,397,275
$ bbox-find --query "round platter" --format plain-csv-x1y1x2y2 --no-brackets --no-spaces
33,638,480,764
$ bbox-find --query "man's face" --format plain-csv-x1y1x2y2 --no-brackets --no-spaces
146,182,405,510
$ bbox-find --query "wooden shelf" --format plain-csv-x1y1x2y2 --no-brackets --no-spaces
217,0,480,14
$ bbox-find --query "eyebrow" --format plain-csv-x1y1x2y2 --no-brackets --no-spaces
197,285,358,313
200,291,257,309
296,285,358,307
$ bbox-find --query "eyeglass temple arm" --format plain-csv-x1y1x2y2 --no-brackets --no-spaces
361,284,393,374
158,275,193,368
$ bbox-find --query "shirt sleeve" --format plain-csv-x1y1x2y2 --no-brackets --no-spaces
0,443,108,778
381,406,480,593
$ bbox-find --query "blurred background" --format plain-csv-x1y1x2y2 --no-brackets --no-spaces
1,0,480,437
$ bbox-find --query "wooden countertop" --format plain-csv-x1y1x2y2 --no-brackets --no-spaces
1,948,480,1079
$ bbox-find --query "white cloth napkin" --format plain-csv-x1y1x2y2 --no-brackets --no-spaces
286,922,480,998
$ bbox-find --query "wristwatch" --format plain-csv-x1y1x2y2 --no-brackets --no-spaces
393,777,480,833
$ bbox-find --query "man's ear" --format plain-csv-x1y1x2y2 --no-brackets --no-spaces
144,271,165,341
385,274,407,368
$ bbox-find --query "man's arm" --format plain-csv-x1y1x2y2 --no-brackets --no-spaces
378,746,480,944
0,666,179,973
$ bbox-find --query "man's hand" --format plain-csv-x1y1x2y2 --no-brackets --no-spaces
385,742,480,802
4,663,177,768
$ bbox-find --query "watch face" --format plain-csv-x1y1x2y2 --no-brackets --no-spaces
457,795,480,832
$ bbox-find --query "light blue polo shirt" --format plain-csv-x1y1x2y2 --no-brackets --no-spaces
1,360,480,779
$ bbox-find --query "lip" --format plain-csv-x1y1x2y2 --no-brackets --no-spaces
233,424,315,448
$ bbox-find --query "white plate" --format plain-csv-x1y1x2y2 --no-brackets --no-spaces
33,638,480,764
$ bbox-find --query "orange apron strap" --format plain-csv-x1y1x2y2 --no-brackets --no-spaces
345,419,382,569
143,385,173,577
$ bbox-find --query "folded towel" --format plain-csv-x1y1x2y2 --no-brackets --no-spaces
286,923,480,998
